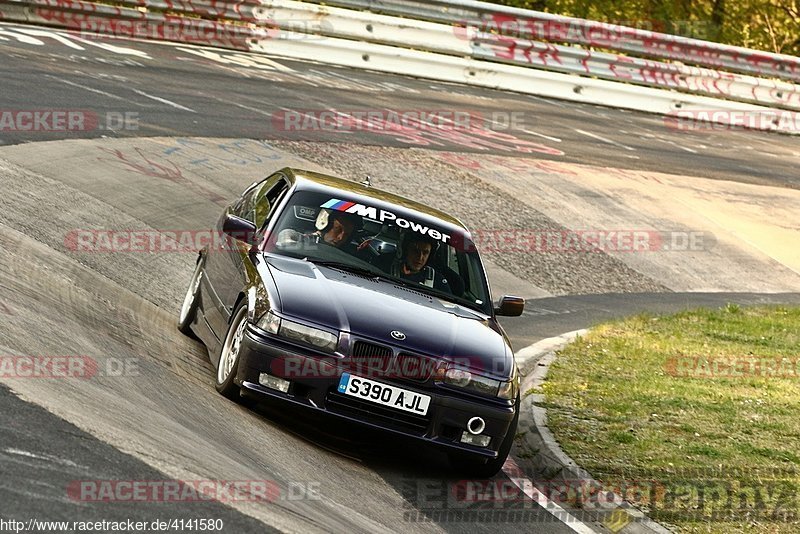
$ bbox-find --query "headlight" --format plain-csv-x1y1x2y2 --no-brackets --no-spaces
443,365,503,397
497,365,519,400
444,367,472,387
280,320,338,352
497,378,518,400
257,311,338,353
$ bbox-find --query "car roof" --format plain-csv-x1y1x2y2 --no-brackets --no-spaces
282,168,471,234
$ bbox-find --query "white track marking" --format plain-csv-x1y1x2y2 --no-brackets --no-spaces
503,457,598,533
573,128,637,151
633,129,700,153
228,101,273,117
1,25,149,57
130,89,196,113
526,94,565,107
11,27,84,49
65,34,152,58
198,90,281,118
2,448,80,468
44,75,129,102
521,128,562,142
175,46,294,72
568,105,603,118
0,30,45,46
655,137,698,153
229,52,294,72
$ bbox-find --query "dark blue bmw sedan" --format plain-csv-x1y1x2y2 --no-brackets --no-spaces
178,167,524,477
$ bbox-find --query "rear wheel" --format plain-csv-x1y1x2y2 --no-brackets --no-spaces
178,256,203,337
215,303,247,401
449,393,520,478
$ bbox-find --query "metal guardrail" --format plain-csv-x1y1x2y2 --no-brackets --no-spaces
469,35,800,110
310,0,800,84
63,0,798,111
279,0,800,110
0,0,268,47
0,0,798,132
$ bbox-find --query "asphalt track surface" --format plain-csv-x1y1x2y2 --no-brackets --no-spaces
0,23,798,189
1,23,800,534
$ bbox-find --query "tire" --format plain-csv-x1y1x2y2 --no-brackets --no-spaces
178,256,203,338
449,393,520,478
215,303,248,401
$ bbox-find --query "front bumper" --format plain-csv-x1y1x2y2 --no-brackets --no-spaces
235,325,516,459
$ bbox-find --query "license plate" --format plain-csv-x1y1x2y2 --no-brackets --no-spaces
337,373,430,416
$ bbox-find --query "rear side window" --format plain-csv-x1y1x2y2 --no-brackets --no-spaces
234,172,288,226
253,178,289,229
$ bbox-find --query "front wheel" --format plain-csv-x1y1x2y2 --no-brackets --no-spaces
215,303,248,401
449,394,520,478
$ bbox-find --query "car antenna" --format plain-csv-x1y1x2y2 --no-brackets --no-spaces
361,175,372,187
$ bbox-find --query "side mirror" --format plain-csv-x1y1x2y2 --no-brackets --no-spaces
222,214,258,244
494,296,525,317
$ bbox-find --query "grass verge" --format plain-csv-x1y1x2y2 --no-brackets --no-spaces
540,305,800,533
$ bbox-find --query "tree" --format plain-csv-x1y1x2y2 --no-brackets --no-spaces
485,0,800,55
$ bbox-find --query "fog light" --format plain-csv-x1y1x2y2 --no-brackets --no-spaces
460,432,491,447
259,373,290,393
467,416,486,435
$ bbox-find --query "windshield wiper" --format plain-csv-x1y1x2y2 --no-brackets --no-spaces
310,260,387,279
312,260,488,315
390,276,488,315
389,275,437,294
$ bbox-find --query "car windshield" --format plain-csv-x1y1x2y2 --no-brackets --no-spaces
263,190,493,315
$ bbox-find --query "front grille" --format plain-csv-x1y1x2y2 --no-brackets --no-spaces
352,340,392,360
325,391,430,435
348,341,393,376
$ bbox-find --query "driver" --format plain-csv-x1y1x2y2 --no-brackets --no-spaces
276,209,362,250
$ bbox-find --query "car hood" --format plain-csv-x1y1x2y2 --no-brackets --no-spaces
263,255,513,378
